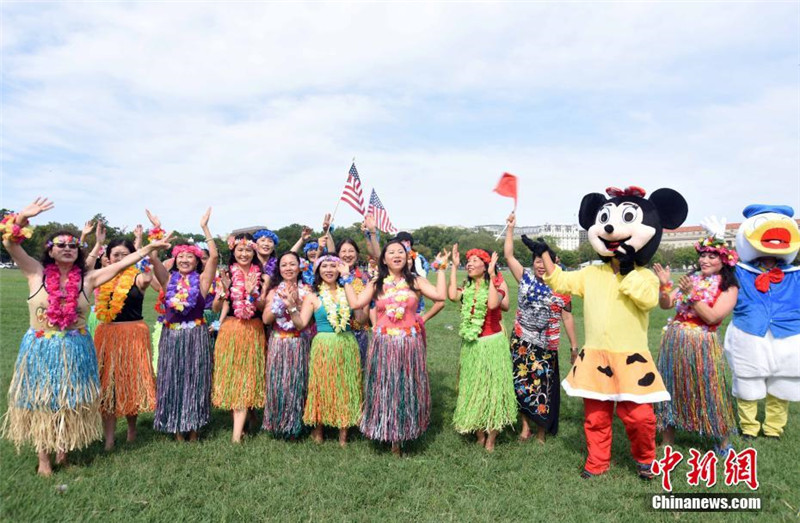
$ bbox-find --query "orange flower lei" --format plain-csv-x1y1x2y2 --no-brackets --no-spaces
95,266,139,323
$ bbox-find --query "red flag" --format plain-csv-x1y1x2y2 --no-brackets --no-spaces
493,172,517,207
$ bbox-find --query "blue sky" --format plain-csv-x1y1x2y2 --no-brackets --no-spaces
2,2,798,236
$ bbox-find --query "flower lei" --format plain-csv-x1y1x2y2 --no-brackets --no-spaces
271,281,312,331
382,276,411,322
1,213,33,244
459,280,489,342
154,289,166,323
95,266,139,322
43,264,82,330
166,271,201,316
230,263,261,319
678,273,722,307
319,284,351,333
263,257,277,278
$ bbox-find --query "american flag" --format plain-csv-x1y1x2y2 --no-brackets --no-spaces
367,189,397,234
340,163,365,216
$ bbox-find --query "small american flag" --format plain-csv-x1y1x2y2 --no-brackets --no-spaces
367,189,397,234
340,163,365,216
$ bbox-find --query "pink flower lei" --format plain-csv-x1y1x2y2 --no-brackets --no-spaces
230,263,261,319
43,264,82,330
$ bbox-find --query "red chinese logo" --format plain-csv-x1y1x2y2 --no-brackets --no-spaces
651,445,683,492
724,448,759,490
686,449,718,488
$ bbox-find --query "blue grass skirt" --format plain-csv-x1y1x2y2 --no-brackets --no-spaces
2,328,102,453
153,324,213,433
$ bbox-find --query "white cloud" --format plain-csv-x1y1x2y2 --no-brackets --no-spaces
2,2,798,238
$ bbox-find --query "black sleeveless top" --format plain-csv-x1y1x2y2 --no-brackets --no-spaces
113,274,144,322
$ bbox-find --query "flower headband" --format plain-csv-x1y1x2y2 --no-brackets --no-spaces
172,244,205,259
465,248,491,265
253,229,279,244
303,241,319,254
694,215,738,266
228,237,257,250
46,235,81,248
313,254,342,273
695,237,739,266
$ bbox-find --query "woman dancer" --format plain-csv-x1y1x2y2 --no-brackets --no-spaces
284,255,362,446
342,240,448,454
448,245,517,452
213,233,266,442
1,198,169,475
504,213,578,443
654,218,739,453
149,209,218,441
262,251,314,438
94,235,158,450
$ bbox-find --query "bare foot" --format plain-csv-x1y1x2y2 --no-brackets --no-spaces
176,432,185,442
311,426,323,444
486,430,498,453
536,427,546,445
485,440,496,453
339,429,348,448
391,443,401,457
55,452,68,467
37,453,53,477
476,431,487,447
104,440,115,452
126,429,137,443
189,431,198,442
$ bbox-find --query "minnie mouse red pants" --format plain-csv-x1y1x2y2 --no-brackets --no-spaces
583,398,656,474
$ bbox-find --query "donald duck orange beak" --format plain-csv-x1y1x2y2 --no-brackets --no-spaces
746,218,800,255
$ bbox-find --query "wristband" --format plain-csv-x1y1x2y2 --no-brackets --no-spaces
659,281,674,292
0,213,33,244
431,260,448,271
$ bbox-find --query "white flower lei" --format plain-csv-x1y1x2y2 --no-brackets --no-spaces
271,281,312,331
319,284,351,333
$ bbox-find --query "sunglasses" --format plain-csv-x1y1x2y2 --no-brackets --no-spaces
54,242,79,250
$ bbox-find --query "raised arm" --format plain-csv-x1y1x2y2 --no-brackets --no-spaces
447,244,462,302
504,213,524,282
290,227,312,254
87,238,172,291
198,208,219,296
654,263,678,310
415,250,448,302
85,221,107,271
2,197,56,278
486,252,500,310
363,214,381,260
340,262,376,309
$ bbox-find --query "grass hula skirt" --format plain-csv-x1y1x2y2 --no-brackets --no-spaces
263,331,311,436
151,320,163,375
303,332,362,428
453,331,517,433
360,330,430,443
86,306,99,338
654,322,737,439
2,329,101,453
212,318,266,410
95,320,156,417
153,323,213,433
353,329,370,371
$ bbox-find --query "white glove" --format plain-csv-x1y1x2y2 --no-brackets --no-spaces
700,215,727,241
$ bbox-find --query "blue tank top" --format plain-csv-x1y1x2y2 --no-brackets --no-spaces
313,302,351,333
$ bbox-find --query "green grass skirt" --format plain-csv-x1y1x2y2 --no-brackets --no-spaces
303,332,362,428
453,331,517,433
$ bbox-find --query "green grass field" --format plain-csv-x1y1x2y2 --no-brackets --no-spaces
0,269,797,522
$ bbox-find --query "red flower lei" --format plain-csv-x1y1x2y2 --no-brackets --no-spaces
230,263,261,319
43,264,82,330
